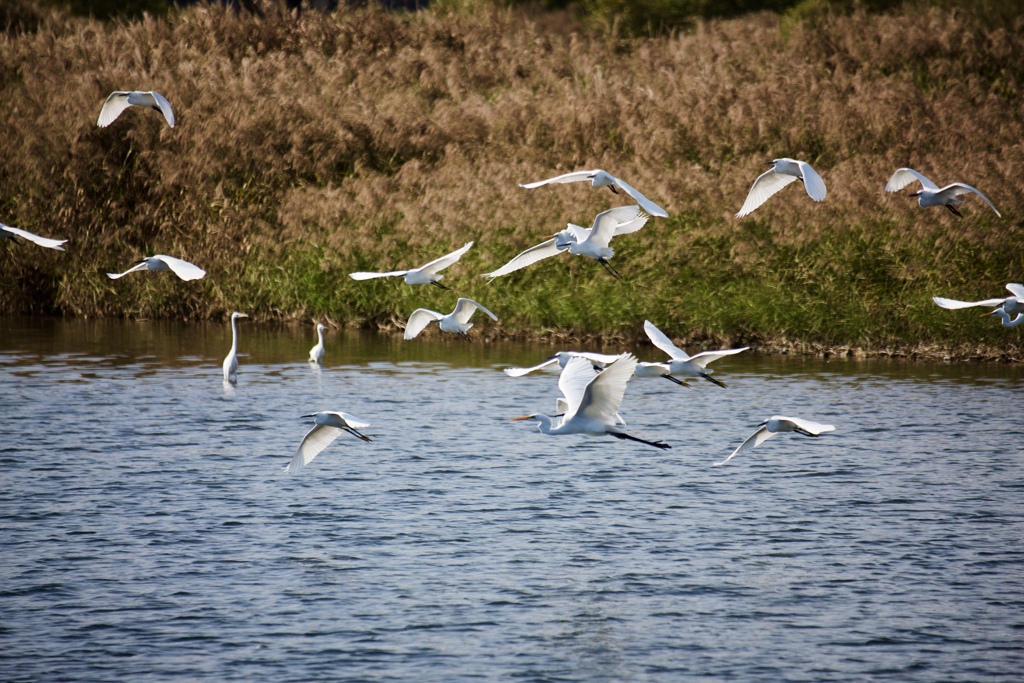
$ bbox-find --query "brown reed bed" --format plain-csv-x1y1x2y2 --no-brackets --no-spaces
0,1,1021,359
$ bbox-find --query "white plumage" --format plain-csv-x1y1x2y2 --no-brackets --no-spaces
716,416,835,466
404,297,498,340
641,320,748,388
350,242,473,289
518,169,668,218
1,223,67,251
735,158,827,218
97,91,175,128
285,411,372,474
309,323,328,364
885,168,1000,218
106,255,206,281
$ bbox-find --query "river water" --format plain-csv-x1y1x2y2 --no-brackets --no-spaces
1,317,1021,682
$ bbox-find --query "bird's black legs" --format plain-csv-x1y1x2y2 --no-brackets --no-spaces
662,375,691,387
608,185,620,195
794,428,819,437
700,372,728,388
612,432,672,450
344,427,372,442
430,281,451,290
946,205,963,218
597,258,622,280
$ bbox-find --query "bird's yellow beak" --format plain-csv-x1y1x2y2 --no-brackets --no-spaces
511,415,534,421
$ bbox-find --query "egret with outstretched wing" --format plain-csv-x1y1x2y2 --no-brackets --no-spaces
350,242,473,289
885,168,1000,218
404,297,498,340
98,91,175,128
519,169,668,218
284,411,372,474
716,416,834,466
642,320,748,388
736,158,826,218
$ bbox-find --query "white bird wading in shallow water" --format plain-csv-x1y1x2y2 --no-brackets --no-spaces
285,411,371,475
716,416,835,466
640,320,748,388
106,255,206,281
518,169,669,218
503,350,626,377
735,158,827,218
97,91,175,128
309,323,328,364
1,223,67,251
885,168,1001,218
483,206,648,281
349,242,473,289
933,283,1024,324
404,297,498,340
222,312,248,384
513,354,671,450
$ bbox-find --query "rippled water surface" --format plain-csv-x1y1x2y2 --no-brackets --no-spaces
2,317,1022,682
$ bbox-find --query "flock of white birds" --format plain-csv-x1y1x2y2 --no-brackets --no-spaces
3,90,1018,473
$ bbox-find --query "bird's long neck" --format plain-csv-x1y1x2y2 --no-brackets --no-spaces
229,318,240,354
534,414,558,434
1001,311,1024,327
317,327,324,345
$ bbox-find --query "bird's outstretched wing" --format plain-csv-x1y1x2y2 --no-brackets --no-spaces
1006,284,1024,299
715,424,774,466
147,91,176,128
558,356,600,418
1,225,67,251
453,298,498,325
285,424,343,474
643,320,689,361
573,351,627,365
156,255,206,281
482,238,565,279
796,161,827,201
735,169,798,217
97,91,133,127
932,296,1007,310
349,270,410,280
518,170,599,188
685,347,750,369
326,411,371,430
504,358,560,377
885,168,939,192
577,354,637,424
420,241,474,275
611,177,668,218
403,308,444,339
781,416,835,436
586,206,644,249
939,183,1001,217
107,260,150,279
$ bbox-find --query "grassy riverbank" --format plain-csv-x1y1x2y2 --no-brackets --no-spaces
1,2,1021,358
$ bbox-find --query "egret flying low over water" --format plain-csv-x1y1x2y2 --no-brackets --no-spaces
309,323,328,364
513,354,671,450
350,242,473,289
97,90,175,128
107,255,206,281
885,168,1000,218
222,312,248,384
1,223,67,251
642,320,748,388
284,411,371,475
735,158,827,218
404,297,498,340
504,350,626,377
482,206,648,280
633,362,692,387
716,416,835,466
519,169,668,218
933,284,1023,321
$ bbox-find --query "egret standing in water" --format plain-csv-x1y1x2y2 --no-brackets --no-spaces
404,297,498,340
735,158,827,218
513,354,671,450
97,90,175,128
349,242,473,289
640,320,748,388
107,255,206,281
284,411,372,474
716,416,835,466
1,223,67,251
222,312,248,384
885,168,1001,217
518,169,669,218
309,323,328,364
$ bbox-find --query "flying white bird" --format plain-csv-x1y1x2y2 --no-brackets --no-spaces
983,308,1024,327
513,354,670,450
1,223,67,251
97,90,175,128
483,206,648,280
735,158,827,218
716,416,835,466
350,242,473,289
632,362,692,387
933,283,1024,320
222,312,248,384
284,411,371,475
309,323,328,364
106,255,206,281
641,320,748,388
885,168,1000,218
404,297,498,340
519,169,668,218
503,350,626,377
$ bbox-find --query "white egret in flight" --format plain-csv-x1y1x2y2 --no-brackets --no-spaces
349,242,473,289
519,169,668,218
983,308,1024,327
1,223,67,251
716,416,835,466
107,255,206,281
404,297,498,340
284,411,371,474
735,158,827,218
933,283,1023,321
513,354,671,450
885,168,1000,218
482,206,648,280
309,323,328,364
222,312,248,384
642,320,748,388
632,362,691,387
503,350,625,377
97,91,175,128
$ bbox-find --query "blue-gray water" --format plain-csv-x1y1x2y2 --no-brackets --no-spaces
1,317,1022,682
